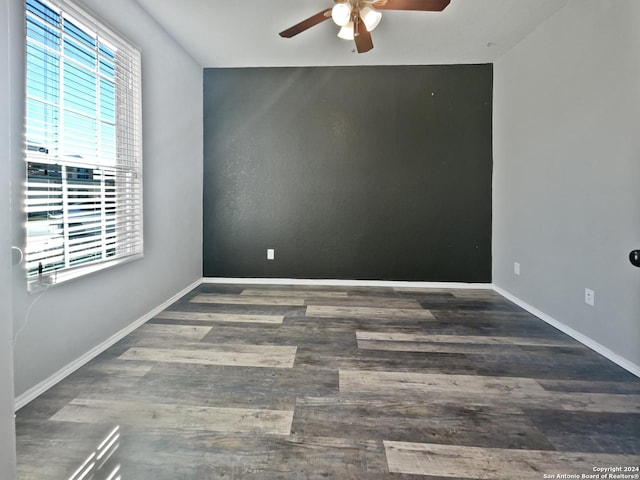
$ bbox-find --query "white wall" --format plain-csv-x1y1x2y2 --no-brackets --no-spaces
10,0,204,399
0,0,18,477
493,0,640,371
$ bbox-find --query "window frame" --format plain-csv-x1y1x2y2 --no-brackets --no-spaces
23,0,143,292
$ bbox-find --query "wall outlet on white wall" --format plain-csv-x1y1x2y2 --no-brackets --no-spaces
514,262,520,275
584,288,595,306
267,248,275,260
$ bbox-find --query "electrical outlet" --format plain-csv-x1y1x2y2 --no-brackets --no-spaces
267,248,275,260
584,288,595,306
514,262,520,275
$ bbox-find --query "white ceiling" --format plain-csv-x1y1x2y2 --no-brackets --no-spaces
134,0,568,68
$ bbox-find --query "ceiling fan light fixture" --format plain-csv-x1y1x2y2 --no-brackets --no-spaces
331,3,352,27
360,6,382,32
279,0,451,53
337,21,355,40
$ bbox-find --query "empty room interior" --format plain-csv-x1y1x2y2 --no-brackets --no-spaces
1,0,639,478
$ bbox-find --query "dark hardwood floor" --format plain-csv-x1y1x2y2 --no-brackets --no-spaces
15,284,640,479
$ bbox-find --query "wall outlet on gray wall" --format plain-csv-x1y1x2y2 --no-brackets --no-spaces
267,249,275,260
584,288,595,306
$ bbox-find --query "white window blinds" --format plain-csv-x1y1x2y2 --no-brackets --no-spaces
24,0,142,290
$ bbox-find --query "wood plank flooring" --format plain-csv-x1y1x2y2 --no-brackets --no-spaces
15,284,640,479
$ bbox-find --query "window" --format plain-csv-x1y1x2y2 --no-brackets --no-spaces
24,0,142,290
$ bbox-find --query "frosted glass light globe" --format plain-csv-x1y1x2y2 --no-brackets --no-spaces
332,3,352,27
361,6,382,32
337,21,355,40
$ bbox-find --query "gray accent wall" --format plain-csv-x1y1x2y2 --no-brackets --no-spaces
204,65,493,282
493,0,640,369
1,1,18,477
10,0,204,399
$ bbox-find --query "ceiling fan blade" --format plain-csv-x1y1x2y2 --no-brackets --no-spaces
374,0,450,11
354,17,373,53
279,8,332,38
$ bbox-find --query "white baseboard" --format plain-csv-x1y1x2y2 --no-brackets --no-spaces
493,285,640,378
14,278,202,411
18,277,635,410
202,277,493,290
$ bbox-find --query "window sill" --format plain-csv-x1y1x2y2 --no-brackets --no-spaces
27,253,144,293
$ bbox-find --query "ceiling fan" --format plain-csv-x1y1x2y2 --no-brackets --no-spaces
279,0,451,54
